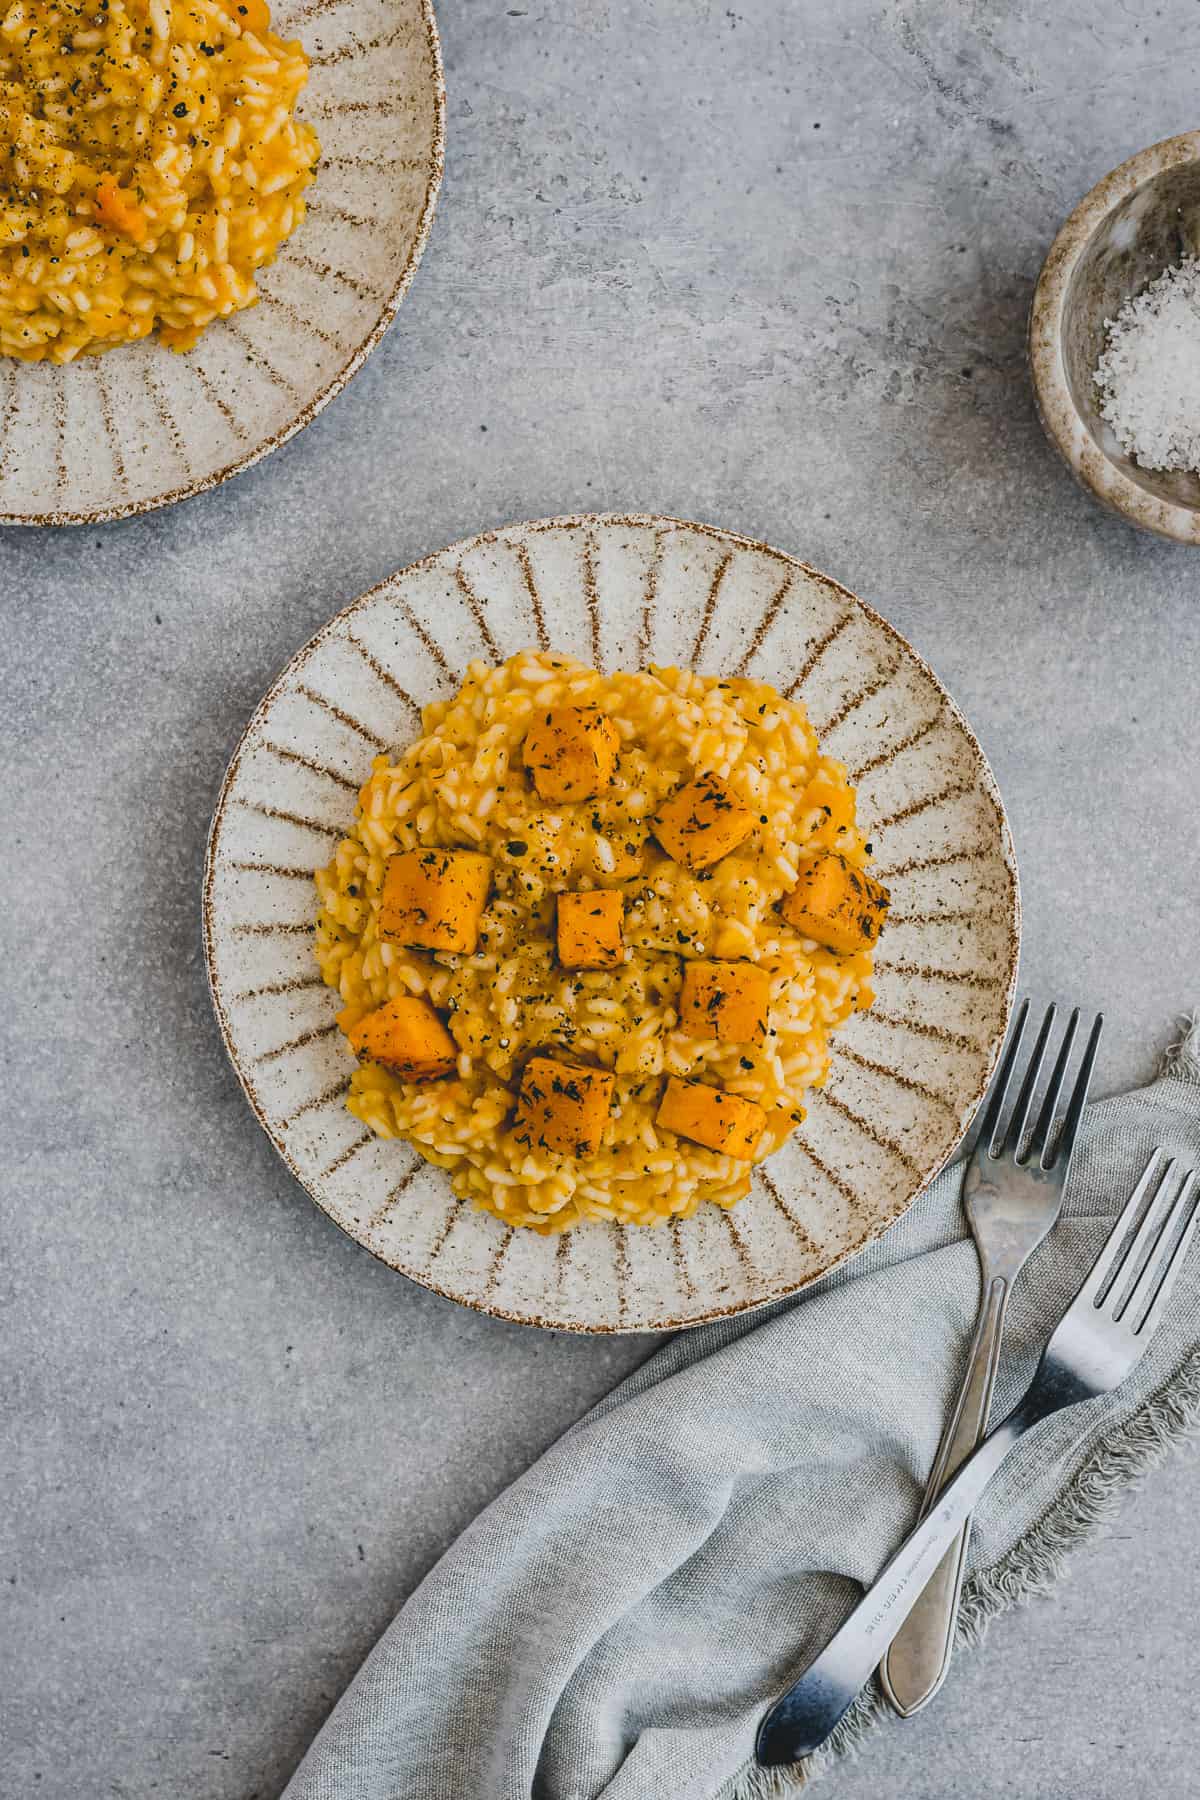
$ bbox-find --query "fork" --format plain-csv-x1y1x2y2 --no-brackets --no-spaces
880,1000,1103,1716
756,1149,1199,1766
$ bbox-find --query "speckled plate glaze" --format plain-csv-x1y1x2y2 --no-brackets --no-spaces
0,0,443,526
204,515,1020,1332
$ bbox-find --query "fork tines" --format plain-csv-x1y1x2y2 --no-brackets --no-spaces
973,1000,1104,1172
1082,1151,1200,1336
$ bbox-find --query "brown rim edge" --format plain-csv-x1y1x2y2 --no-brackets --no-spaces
202,512,1022,1332
0,0,446,528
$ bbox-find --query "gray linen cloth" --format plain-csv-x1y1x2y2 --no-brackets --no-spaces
283,1024,1200,1800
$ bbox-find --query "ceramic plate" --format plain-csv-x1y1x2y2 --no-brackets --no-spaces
0,0,443,526
204,514,1020,1332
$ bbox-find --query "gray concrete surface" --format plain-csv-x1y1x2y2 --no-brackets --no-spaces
3,1,1200,1795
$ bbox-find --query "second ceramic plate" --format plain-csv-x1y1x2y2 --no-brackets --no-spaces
204,514,1020,1331
0,0,443,524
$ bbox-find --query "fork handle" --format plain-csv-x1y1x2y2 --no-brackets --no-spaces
756,1386,1050,1768
879,1274,1010,1716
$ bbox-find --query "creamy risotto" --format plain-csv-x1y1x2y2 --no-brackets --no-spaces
0,0,319,361
314,651,889,1233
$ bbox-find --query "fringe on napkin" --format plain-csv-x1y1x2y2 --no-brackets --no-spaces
732,1014,1200,1800
1164,1012,1200,1082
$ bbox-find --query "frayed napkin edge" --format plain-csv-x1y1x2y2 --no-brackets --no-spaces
1163,1012,1200,1084
728,1013,1200,1800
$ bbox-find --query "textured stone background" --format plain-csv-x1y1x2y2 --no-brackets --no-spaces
3,2,1199,1796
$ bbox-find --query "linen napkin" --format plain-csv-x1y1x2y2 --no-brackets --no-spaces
283,1021,1200,1800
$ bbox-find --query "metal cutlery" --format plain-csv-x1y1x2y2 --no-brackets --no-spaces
756,1149,1199,1767
880,1000,1103,1716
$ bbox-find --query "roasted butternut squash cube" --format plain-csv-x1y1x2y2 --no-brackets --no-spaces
557,890,624,969
655,1076,766,1160
780,851,889,955
653,773,755,870
523,706,619,803
345,996,457,1080
94,174,148,242
679,959,771,1043
380,848,492,954
513,1055,615,1158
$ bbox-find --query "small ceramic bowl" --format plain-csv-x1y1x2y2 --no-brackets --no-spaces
1029,130,1200,544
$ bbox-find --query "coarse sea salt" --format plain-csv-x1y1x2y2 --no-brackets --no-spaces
1094,257,1200,472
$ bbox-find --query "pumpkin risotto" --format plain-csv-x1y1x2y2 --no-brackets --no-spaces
0,0,319,361
314,652,889,1233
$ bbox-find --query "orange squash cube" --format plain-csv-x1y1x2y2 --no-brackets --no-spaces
380,848,492,954
228,0,271,31
780,851,889,955
523,706,619,803
653,773,755,870
513,1055,615,1158
678,959,771,1043
557,890,624,969
345,996,457,1080
655,1076,766,1160
93,175,148,242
